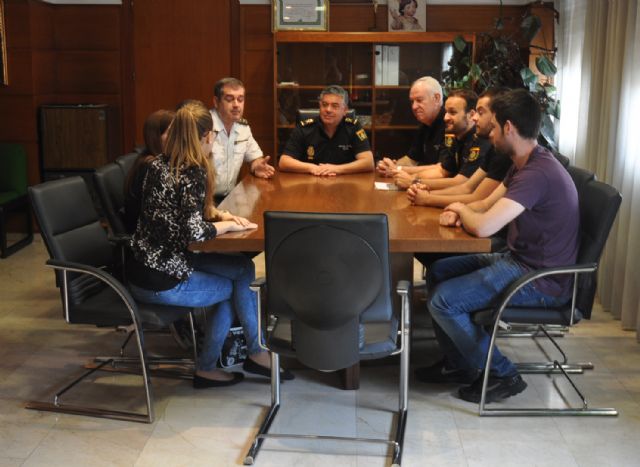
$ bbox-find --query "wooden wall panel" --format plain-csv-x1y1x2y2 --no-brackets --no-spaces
0,96,37,141
54,51,121,94
52,6,120,50
132,0,233,146
240,5,273,156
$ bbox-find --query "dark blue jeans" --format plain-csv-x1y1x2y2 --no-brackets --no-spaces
427,252,568,377
130,253,260,372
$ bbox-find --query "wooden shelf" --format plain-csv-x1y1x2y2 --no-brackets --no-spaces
273,31,475,158
275,31,474,44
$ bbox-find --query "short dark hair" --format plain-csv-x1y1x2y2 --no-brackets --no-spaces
214,77,244,100
479,86,510,101
446,88,478,112
319,85,349,107
490,89,541,140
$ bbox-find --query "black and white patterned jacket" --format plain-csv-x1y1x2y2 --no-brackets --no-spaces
130,155,217,280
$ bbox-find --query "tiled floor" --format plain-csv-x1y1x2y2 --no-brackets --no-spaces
1,237,640,466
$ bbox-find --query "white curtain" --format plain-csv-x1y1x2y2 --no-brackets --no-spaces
556,0,640,338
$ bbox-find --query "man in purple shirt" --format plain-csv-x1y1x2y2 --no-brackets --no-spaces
415,89,579,404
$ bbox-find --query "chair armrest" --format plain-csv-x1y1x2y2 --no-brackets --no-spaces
489,262,598,323
396,280,410,295
45,258,140,324
108,233,131,247
250,277,266,292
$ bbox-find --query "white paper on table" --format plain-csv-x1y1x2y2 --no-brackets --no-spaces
374,182,400,191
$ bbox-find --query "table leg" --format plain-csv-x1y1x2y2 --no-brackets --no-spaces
339,363,360,390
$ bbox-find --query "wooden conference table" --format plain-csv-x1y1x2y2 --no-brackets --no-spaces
191,171,490,388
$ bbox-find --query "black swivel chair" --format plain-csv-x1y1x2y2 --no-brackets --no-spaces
115,152,139,179
27,176,197,423
94,162,128,236
499,165,596,344
244,212,410,466
472,171,621,416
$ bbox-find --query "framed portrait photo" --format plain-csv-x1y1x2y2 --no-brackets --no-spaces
273,0,329,32
388,0,427,32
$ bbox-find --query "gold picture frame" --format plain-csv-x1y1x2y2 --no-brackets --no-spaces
1,0,8,85
273,0,329,32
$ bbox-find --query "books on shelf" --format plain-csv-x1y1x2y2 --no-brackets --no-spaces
375,45,400,86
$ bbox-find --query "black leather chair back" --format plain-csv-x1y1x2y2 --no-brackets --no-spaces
296,108,357,126
29,177,123,324
574,178,621,318
264,211,391,370
567,165,595,194
94,163,127,235
116,152,138,178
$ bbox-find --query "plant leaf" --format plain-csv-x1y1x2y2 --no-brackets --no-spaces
547,100,561,119
520,67,538,91
469,63,482,81
536,55,557,76
521,15,542,43
539,114,557,151
454,36,467,53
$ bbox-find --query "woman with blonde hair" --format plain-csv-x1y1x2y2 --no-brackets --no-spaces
127,100,291,387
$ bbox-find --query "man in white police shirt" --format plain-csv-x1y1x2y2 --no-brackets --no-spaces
278,85,374,176
210,77,274,200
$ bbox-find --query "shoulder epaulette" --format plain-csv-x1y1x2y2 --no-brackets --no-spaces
344,117,358,125
237,118,249,126
300,118,315,127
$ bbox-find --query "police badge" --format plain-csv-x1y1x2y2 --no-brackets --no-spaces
444,133,455,148
356,129,367,141
469,147,480,162
307,145,315,160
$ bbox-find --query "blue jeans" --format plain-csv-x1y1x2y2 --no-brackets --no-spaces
426,252,569,377
130,253,261,372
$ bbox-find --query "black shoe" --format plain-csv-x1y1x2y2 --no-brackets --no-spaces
193,372,244,389
243,358,295,381
458,373,527,403
414,359,479,384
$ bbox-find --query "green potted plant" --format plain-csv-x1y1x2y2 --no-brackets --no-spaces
442,1,559,150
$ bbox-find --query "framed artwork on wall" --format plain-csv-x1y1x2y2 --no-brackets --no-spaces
388,0,426,32
273,0,329,32
1,0,8,85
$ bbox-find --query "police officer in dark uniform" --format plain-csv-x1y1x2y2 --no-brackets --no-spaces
279,85,374,176
395,89,487,190
377,76,446,177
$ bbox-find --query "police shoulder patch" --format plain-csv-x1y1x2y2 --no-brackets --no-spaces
468,147,480,162
356,129,367,141
444,133,455,148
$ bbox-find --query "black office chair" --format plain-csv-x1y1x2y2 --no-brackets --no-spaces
115,152,138,179
296,108,357,126
244,212,410,466
94,162,127,236
27,176,197,423
498,165,596,343
472,173,621,416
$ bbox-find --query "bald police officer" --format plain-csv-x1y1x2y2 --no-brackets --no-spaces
279,85,374,176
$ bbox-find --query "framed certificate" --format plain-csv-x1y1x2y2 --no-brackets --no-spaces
273,0,329,32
